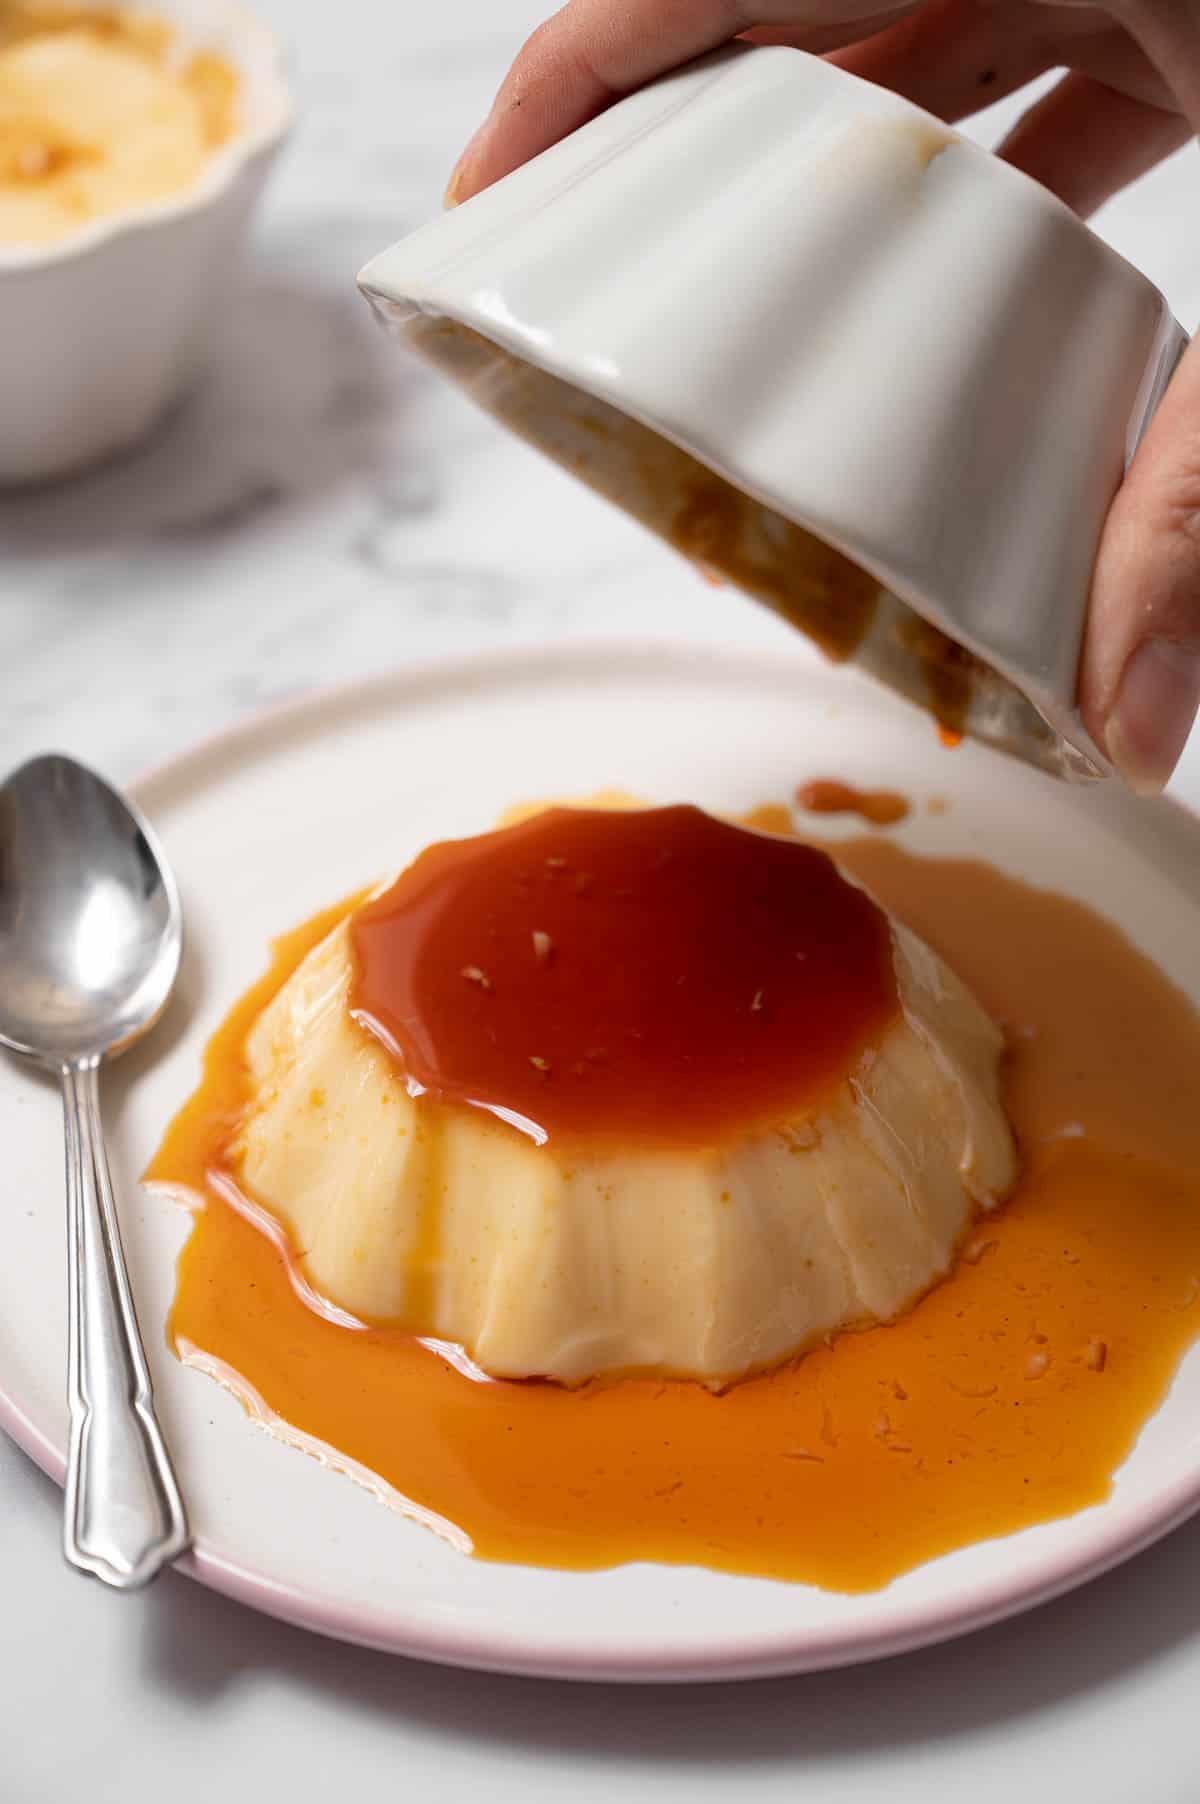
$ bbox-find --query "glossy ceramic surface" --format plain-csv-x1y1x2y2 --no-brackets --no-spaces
359,48,1187,779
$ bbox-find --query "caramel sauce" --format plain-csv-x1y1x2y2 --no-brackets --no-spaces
150,832,1200,1592
795,779,910,828
350,805,897,1148
891,611,981,742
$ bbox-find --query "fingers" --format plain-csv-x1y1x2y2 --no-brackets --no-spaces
446,0,1188,204
830,0,1175,128
826,0,1054,120
446,0,918,202
1080,336,1200,793
737,7,920,57
1106,0,1200,128
996,70,1190,215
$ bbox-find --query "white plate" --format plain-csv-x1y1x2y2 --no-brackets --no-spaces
2,640,1200,1683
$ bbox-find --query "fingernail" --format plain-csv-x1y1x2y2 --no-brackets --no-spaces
444,130,483,208
1106,638,1200,795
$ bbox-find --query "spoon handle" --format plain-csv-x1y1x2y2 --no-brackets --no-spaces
61,1058,190,1589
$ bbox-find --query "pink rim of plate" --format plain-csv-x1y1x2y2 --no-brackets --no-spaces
2,637,1200,1683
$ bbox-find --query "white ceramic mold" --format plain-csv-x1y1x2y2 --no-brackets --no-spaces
359,44,1186,780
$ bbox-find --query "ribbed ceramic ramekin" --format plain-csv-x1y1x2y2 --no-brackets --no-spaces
0,0,291,486
359,45,1186,779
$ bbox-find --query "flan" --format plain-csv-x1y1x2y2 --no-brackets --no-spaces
228,805,1018,1383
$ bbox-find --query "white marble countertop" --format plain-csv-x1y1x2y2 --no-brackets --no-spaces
2,4,1200,1798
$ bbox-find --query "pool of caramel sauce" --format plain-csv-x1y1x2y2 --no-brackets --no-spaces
795,779,910,827
148,823,1200,1592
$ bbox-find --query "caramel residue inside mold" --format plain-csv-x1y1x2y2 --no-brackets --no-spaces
665,471,878,662
394,316,1017,740
399,316,881,666
892,611,982,743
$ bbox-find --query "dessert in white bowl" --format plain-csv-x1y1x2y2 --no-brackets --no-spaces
0,3,238,245
0,0,290,484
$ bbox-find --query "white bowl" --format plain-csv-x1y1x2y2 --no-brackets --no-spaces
359,45,1187,780
0,0,291,486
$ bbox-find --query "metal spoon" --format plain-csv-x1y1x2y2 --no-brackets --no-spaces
0,753,190,1589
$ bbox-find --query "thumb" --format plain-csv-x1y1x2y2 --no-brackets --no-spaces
1080,334,1200,794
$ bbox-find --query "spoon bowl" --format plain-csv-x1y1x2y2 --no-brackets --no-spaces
0,752,190,1590
0,755,181,1067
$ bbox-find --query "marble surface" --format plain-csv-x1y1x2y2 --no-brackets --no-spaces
2,3,1200,1799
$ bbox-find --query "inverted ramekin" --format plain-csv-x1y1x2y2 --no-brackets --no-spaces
0,0,291,486
359,45,1187,780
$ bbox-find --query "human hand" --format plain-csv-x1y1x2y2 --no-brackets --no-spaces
448,1,1200,791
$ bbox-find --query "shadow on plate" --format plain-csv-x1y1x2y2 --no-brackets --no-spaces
123,1503,1200,1761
